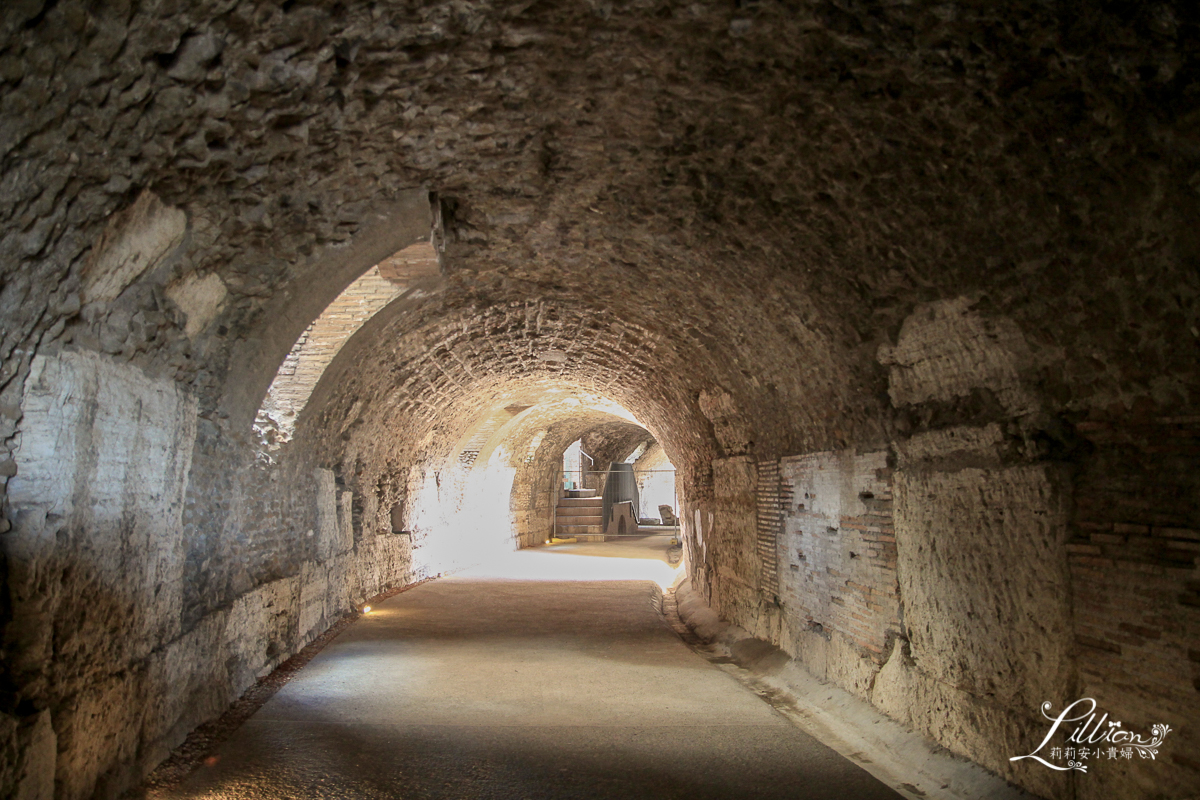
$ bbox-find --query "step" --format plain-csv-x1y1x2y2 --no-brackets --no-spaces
555,515,603,526
563,489,598,498
556,523,603,535
556,506,602,517
557,498,603,508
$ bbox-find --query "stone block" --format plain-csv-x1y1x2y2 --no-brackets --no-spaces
81,190,186,305
871,643,1072,800
879,297,1038,416
298,560,329,642
893,463,1073,766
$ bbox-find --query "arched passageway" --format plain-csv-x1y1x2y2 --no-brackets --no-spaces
153,545,908,800
1,2,1197,799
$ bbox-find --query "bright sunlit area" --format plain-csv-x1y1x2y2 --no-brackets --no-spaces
400,385,686,587
457,535,685,589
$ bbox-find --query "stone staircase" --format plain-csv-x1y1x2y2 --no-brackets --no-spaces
554,489,606,541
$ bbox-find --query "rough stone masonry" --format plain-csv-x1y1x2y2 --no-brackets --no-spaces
0,1,1197,799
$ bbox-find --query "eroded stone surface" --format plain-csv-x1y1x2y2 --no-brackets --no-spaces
894,464,1073,726
879,297,1039,416
80,190,187,306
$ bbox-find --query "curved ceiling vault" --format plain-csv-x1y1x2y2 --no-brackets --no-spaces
1,3,1197,799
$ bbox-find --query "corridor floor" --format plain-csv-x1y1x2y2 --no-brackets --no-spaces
157,536,903,799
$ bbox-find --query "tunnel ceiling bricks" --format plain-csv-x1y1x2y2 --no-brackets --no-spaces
299,299,681,479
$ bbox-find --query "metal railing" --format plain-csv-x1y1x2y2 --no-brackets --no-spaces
562,449,595,490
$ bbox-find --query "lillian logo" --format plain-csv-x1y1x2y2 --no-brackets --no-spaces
1011,698,1173,773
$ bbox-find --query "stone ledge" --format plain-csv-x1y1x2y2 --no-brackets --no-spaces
671,576,1034,800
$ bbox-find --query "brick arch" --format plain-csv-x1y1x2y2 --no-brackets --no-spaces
472,399,659,548
397,390,660,550
254,240,440,454
294,294,712,490
217,191,434,429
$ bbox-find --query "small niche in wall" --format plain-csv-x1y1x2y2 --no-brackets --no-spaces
389,501,410,535
352,492,365,542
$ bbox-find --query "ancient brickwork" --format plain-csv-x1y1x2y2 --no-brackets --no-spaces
776,452,899,662
755,460,784,599
704,457,765,637
1068,414,1200,800
255,250,434,448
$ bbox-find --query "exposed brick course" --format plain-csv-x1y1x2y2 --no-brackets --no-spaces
776,451,899,660
1068,414,1200,800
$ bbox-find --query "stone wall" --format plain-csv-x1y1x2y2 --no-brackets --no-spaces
885,451,1073,799
0,351,421,799
5,351,197,799
693,431,1197,800
683,299,1199,800
0,1,1197,798
778,451,899,682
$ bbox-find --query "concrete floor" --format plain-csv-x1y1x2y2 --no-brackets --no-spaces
159,536,902,799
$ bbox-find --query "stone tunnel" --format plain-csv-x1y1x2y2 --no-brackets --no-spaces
0,1,1197,798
